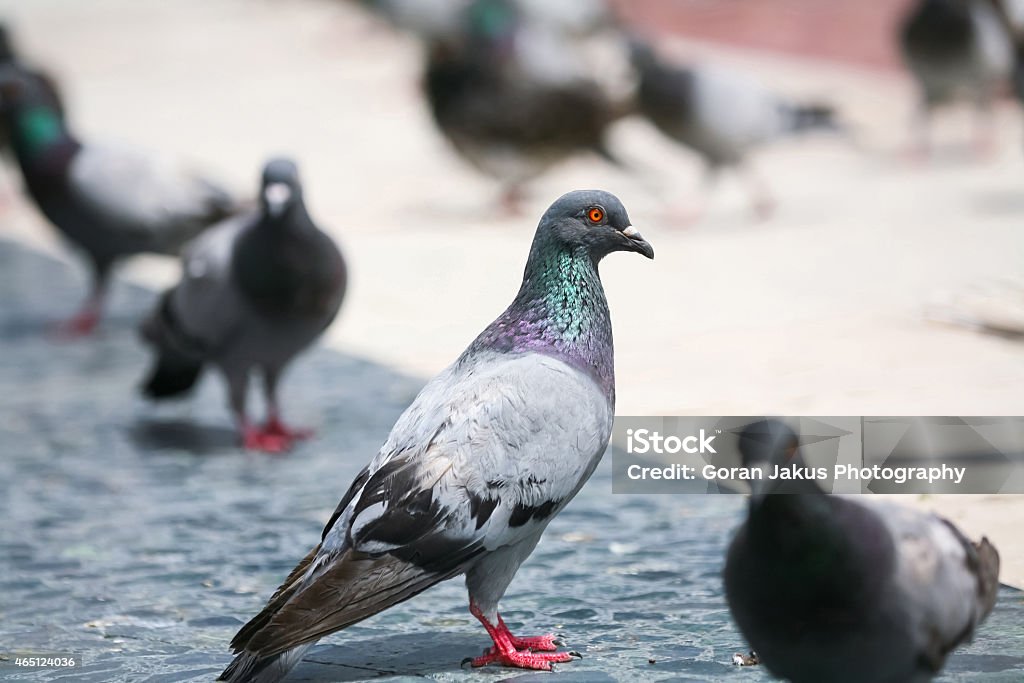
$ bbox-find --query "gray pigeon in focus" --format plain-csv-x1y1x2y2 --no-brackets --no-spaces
724,419,1001,683
218,190,653,681
139,158,346,453
899,0,1014,157
630,41,840,220
0,70,237,336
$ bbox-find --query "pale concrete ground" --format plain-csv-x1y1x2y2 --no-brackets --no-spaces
1,0,1022,585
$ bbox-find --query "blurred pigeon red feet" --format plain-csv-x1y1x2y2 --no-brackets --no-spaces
241,425,292,453
264,416,313,441
53,308,100,339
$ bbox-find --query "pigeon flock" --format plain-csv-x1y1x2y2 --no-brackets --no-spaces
0,1,1015,681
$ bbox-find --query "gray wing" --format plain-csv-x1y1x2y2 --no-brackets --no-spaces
228,352,613,659
166,212,253,352
873,500,1000,670
68,143,236,255
688,65,792,150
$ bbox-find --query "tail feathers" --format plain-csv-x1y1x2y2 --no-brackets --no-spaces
139,290,206,399
972,537,1001,618
218,644,313,683
142,349,204,399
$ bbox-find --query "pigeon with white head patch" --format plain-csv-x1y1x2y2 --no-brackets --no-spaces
139,158,346,452
218,189,652,681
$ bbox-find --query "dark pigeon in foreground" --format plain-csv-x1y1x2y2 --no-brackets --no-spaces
139,158,346,453
899,0,1013,157
724,419,1000,683
218,189,653,681
630,40,840,220
0,71,237,336
423,0,625,210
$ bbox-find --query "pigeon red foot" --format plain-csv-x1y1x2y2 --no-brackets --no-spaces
465,602,580,671
264,416,314,441
241,424,293,453
52,307,100,339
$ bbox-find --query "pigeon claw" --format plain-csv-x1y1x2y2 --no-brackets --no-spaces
469,646,576,671
508,633,563,652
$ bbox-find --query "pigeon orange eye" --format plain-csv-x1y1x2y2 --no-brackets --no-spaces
587,207,604,223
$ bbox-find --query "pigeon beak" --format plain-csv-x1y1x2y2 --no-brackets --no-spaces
264,182,292,217
621,226,654,259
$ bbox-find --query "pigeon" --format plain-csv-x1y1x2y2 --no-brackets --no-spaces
218,190,653,681
724,419,1001,683
139,158,346,453
899,0,1014,157
0,71,236,335
630,40,841,220
423,0,627,210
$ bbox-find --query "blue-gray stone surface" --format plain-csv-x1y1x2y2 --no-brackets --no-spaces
1,239,1022,682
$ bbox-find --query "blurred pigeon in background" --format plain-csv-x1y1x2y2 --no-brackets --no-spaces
139,158,346,453
218,190,652,681
724,419,1000,683
630,40,841,220
0,71,237,336
899,0,1014,158
423,0,629,210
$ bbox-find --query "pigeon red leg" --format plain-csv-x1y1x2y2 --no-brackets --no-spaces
499,185,526,216
55,306,101,338
262,369,313,442
466,601,578,671
53,280,105,339
234,374,292,453
264,415,313,441
240,421,291,453
495,615,561,651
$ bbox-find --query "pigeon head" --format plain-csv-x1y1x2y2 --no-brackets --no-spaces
737,420,799,470
260,158,303,219
738,420,822,499
537,189,654,261
466,0,520,42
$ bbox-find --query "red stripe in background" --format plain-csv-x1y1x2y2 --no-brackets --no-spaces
611,0,919,71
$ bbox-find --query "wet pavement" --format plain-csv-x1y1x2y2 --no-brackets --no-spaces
1,239,1022,682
